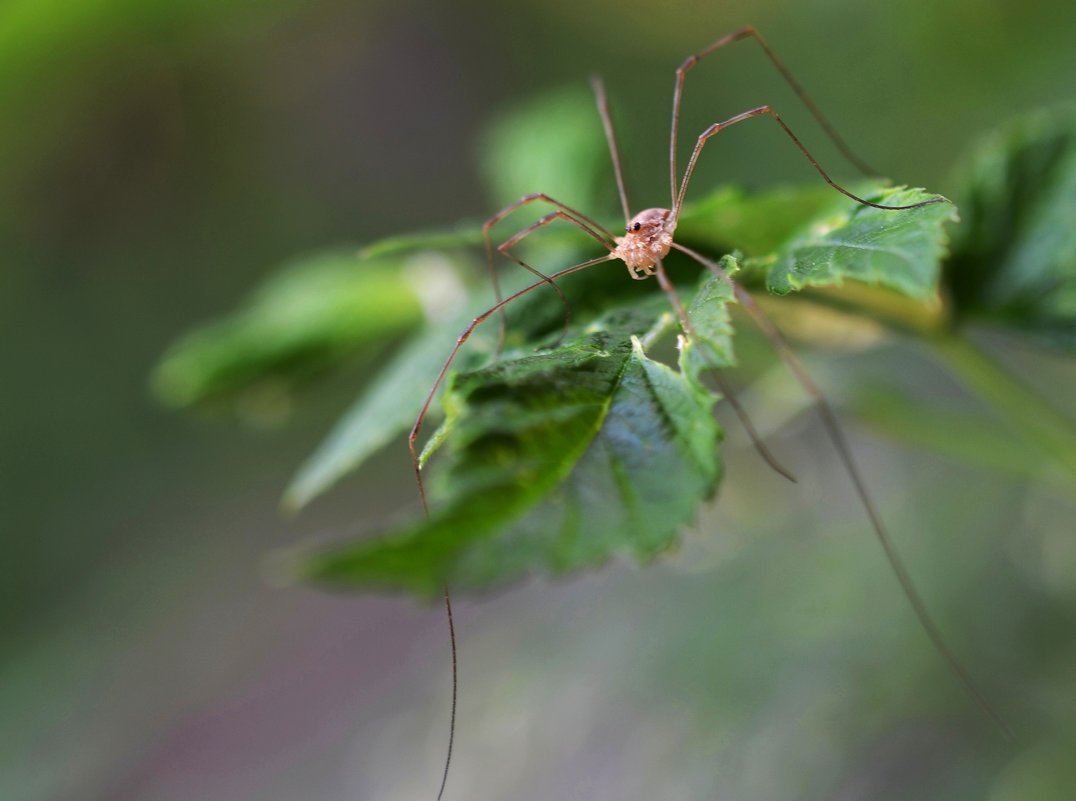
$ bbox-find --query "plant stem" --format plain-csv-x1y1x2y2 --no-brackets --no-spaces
924,331,1076,484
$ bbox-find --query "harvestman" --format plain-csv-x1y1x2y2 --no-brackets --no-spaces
405,26,1013,799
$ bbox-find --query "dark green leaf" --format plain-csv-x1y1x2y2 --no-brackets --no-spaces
285,253,731,515
765,186,956,298
296,302,721,596
681,253,739,382
946,107,1076,348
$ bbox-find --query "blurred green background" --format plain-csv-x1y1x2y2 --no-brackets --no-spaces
3,1,1075,799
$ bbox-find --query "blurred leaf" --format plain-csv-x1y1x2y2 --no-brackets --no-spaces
676,184,840,257
296,300,721,596
152,251,425,410
283,307,485,512
766,186,956,298
850,384,1055,482
480,86,616,213
357,224,484,260
947,107,1076,349
923,332,1076,484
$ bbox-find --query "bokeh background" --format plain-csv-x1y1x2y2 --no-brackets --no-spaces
3,1,1075,799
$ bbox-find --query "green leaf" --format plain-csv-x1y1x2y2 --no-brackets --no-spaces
946,107,1076,348
276,181,964,595
295,302,722,596
282,259,640,511
676,184,841,257
850,384,1057,482
480,86,616,213
765,186,956,298
144,153,960,593
152,250,427,411
923,332,1076,484
681,253,739,381
282,313,482,512
284,257,727,513
356,224,484,260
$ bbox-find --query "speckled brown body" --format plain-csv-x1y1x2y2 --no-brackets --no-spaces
613,207,677,279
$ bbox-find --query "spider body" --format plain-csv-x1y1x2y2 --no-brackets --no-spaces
614,208,676,278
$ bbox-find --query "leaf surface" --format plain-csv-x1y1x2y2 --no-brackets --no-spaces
681,253,739,381
288,181,961,497
765,186,956,298
299,303,722,595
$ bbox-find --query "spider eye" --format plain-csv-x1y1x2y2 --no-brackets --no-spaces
633,222,641,231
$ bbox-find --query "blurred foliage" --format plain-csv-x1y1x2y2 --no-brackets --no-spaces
283,265,487,511
947,107,1076,347
152,250,424,414
480,86,616,213
6,2,1076,801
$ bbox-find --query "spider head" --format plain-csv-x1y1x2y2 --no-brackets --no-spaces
624,208,672,237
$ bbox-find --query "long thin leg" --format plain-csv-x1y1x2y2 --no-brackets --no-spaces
414,253,613,801
495,210,615,345
590,76,632,225
673,105,946,218
436,585,457,801
651,258,796,482
498,210,614,255
669,26,878,207
484,194,617,349
672,241,1015,740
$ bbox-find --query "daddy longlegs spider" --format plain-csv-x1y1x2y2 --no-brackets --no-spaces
404,26,1014,799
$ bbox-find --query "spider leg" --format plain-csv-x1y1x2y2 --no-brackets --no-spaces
669,26,879,207
673,104,946,216
590,76,632,224
671,240,1014,741
413,253,614,800
650,257,797,482
483,194,616,350
409,254,615,515
495,210,615,344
